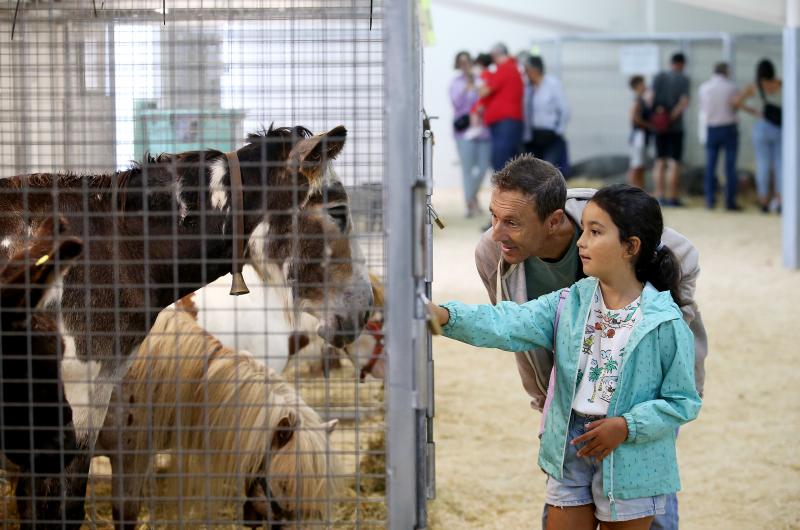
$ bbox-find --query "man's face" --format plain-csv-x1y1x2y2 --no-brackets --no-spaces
525,65,541,84
489,188,550,264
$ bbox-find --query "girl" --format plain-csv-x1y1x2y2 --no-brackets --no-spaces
431,184,701,529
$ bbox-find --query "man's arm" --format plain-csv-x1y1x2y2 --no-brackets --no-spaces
554,80,571,136
661,226,708,396
475,228,501,304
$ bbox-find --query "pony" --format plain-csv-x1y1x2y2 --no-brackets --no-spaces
97,308,340,529
0,217,85,524
0,124,372,526
172,268,387,380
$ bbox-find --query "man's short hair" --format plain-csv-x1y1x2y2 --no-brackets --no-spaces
490,42,509,56
671,52,686,65
527,55,545,74
714,62,729,76
491,154,567,221
629,75,644,89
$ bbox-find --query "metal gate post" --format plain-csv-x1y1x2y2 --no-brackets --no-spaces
385,0,425,528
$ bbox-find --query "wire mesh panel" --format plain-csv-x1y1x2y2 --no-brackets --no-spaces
0,1,424,527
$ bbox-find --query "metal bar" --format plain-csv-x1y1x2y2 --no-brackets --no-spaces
421,128,436,503
783,14,800,268
385,0,420,527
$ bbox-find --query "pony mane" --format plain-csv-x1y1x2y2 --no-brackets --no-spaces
125,308,339,522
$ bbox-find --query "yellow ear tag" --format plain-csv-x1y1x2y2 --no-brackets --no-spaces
35,254,50,266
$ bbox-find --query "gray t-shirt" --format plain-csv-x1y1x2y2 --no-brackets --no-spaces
653,70,690,131
524,225,582,300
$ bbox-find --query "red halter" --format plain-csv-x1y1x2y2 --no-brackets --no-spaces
359,320,384,381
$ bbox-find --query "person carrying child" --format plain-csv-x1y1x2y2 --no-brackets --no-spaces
430,184,702,529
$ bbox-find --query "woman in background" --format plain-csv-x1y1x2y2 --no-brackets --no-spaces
449,51,491,218
735,59,782,213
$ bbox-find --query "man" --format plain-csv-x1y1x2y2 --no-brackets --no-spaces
522,55,571,175
477,43,524,172
474,155,708,530
698,62,741,210
652,53,690,207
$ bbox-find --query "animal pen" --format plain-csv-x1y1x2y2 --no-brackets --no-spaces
0,1,433,528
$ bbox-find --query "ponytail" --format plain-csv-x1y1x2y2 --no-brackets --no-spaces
634,243,682,306
590,184,683,305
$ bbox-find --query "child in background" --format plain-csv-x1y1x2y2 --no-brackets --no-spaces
430,184,701,529
627,76,653,190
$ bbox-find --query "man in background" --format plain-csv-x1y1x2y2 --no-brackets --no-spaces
522,55,571,175
652,52,690,207
698,62,741,210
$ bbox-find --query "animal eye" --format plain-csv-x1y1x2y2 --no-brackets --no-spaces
327,204,349,233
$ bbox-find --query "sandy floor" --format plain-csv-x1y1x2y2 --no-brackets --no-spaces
426,186,800,530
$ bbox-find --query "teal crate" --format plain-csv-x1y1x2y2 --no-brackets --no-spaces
133,102,245,161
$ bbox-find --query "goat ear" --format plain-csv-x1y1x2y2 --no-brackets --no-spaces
273,413,296,450
294,125,347,171
323,419,338,434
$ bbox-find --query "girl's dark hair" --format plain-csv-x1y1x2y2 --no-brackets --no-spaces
756,59,776,82
590,184,682,304
475,53,492,68
454,51,471,69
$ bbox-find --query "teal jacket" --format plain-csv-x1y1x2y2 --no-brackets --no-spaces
441,277,701,502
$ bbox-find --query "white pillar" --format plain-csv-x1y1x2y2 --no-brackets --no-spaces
783,0,800,268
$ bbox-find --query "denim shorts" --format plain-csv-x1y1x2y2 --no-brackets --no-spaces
545,411,666,522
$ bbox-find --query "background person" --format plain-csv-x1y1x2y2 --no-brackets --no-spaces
450,51,491,217
698,62,741,211
522,55,571,175
477,43,524,173
734,58,783,213
626,75,652,189
651,53,690,207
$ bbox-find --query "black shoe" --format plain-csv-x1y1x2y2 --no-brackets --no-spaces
725,205,743,212
760,204,770,214
669,198,686,207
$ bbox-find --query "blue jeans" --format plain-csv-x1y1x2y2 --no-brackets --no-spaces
752,119,782,199
454,136,491,205
489,119,523,171
704,124,739,208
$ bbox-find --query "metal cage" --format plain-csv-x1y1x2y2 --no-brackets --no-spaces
0,1,432,528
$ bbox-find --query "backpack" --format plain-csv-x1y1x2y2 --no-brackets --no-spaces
538,288,570,436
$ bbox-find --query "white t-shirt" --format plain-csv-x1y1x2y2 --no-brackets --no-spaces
572,286,642,416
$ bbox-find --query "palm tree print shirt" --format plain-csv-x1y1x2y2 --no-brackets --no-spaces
571,286,641,416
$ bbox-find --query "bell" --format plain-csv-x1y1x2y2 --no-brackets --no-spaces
229,271,250,296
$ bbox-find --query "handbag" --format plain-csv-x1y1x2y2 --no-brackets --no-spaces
759,83,782,127
453,114,470,132
650,108,671,134
763,103,782,127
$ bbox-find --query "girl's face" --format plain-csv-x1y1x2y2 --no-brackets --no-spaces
577,201,638,280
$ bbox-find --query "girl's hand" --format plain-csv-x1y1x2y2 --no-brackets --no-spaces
428,303,450,327
572,417,628,461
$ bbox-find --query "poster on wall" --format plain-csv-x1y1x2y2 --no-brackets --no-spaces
619,44,660,75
